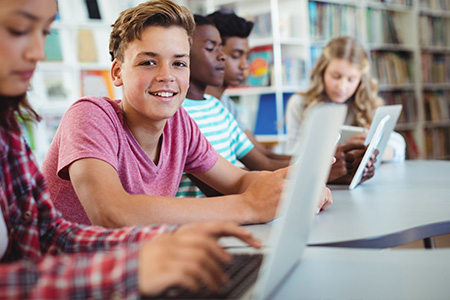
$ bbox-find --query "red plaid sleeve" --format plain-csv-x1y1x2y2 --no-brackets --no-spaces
0,245,141,299
0,123,178,299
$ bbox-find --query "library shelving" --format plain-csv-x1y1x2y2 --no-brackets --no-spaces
27,0,450,160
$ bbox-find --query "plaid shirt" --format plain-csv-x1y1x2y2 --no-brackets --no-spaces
0,127,174,299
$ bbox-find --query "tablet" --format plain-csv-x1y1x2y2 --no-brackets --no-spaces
349,115,390,190
363,105,402,168
339,125,368,144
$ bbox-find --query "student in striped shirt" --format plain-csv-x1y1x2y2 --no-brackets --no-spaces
177,15,294,198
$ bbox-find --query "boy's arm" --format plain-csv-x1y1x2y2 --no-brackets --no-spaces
239,146,290,171
69,156,286,227
244,129,292,161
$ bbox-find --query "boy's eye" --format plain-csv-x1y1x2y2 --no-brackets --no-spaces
140,61,156,66
174,61,188,67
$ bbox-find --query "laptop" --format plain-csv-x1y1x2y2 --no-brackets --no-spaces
336,104,403,190
144,103,347,300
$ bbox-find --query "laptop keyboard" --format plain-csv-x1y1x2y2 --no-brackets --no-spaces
143,253,263,299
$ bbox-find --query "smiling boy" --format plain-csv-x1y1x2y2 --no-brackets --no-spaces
42,1,296,227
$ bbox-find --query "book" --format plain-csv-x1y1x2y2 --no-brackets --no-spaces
85,0,102,19
253,93,292,135
400,130,419,159
77,29,98,63
44,29,63,61
246,45,273,87
81,70,115,98
43,72,68,101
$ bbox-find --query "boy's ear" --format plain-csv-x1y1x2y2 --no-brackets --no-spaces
111,58,123,87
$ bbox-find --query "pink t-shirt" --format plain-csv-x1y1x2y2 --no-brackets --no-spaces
42,97,219,224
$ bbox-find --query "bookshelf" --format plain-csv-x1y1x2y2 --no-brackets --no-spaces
27,0,450,160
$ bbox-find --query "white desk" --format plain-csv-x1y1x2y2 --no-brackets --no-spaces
310,160,450,247
272,247,450,300
222,161,450,248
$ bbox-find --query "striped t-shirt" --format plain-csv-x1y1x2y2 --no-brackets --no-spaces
177,94,254,197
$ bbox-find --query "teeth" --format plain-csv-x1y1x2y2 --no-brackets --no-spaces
151,92,174,97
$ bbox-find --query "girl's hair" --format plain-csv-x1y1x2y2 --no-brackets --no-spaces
299,36,383,127
0,94,41,132
109,0,195,62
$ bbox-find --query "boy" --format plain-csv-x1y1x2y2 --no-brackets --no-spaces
177,15,293,198
42,0,316,227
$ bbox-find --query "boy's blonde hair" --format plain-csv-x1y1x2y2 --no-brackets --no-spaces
300,36,383,127
109,0,195,62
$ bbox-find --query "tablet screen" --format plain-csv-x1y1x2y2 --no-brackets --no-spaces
349,115,390,190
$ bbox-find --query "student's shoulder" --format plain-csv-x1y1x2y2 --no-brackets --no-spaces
287,93,306,105
71,96,121,114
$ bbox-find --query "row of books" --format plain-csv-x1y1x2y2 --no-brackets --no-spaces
247,12,272,39
421,53,450,84
379,90,417,123
309,2,361,42
43,28,109,64
419,0,450,10
418,16,450,48
369,0,412,5
366,8,403,45
282,57,307,86
371,51,413,85
245,45,308,87
425,128,450,159
423,91,450,122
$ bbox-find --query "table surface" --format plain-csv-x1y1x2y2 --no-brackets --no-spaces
271,247,450,300
221,160,450,249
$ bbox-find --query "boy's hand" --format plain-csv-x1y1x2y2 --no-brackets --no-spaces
242,167,288,224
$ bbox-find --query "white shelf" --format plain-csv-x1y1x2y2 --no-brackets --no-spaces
368,43,415,51
378,83,416,91
367,2,413,12
421,46,450,53
419,9,450,18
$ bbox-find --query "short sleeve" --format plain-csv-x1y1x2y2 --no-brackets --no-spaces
56,98,122,180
